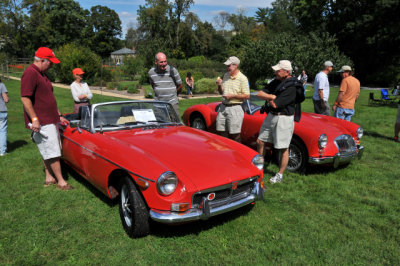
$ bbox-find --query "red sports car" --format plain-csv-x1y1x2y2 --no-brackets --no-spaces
60,101,264,238
183,93,364,173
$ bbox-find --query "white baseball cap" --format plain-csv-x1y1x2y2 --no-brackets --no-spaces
272,60,293,71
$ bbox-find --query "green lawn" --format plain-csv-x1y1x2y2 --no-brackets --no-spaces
0,79,399,264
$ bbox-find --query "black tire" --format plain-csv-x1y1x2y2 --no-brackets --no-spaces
119,175,150,238
287,137,308,173
190,114,207,131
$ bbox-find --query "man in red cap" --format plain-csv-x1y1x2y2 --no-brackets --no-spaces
20,47,74,190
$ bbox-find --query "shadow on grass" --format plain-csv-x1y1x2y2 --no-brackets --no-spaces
7,140,28,152
61,161,115,207
150,204,254,238
61,161,258,238
364,131,394,142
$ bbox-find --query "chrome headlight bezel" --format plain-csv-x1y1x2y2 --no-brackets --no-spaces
252,154,264,170
356,127,363,140
156,171,178,196
318,134,328,149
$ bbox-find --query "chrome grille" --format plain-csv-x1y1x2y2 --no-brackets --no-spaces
192,177,258,208
334,134,357,155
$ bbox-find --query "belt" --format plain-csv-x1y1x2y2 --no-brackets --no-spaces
223,103,242,106
74,101,89,104
270,111,289,116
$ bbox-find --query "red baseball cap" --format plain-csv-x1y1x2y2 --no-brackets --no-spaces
72,68,85,75
35,47,60,64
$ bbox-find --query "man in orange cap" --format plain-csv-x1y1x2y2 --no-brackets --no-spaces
20,47,74,190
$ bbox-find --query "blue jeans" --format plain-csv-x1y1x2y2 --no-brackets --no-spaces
0,112,7,154
334,107,355,121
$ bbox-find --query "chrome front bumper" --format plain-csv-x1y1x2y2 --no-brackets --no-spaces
149,182,264,224
309,145,364,168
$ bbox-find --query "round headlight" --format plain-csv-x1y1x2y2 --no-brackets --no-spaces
157,171,178,196
318,134,328,149
252,154,264,170
357,127,363,139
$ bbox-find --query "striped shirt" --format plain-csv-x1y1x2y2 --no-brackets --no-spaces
148,65,182,105
221,71,250,104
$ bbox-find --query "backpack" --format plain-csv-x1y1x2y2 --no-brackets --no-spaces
276,77,305,122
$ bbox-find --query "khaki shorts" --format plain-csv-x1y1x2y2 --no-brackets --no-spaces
32,124,62,160
397,104,400,123
216,104,244,134
258,114,294,149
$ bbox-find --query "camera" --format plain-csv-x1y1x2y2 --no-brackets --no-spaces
260,102,271,114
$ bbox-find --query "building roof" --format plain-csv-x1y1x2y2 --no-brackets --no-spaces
110,48,136,55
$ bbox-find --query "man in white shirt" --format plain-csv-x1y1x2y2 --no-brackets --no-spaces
313,61,333,115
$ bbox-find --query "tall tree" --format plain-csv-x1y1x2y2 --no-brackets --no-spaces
292,0,400,85
213,11,230,36
88,5,122,58
23,0,87,53
228,8,256,35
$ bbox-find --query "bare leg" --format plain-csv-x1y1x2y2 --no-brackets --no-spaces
257,139,265,156
43,158,68,186
278,148,289,175
43,161,56,183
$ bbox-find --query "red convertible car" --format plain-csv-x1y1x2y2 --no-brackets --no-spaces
60,101,264,238
183,93,364,173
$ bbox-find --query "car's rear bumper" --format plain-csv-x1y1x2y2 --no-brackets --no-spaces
149,182,264,224
309,145,364,167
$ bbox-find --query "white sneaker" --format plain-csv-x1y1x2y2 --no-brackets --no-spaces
269,173,283,184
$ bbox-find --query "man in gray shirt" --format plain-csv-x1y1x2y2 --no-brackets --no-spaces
0,78,10,156
313,61,333,115
148,52,183,116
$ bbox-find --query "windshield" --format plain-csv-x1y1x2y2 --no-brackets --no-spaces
92,101,181,130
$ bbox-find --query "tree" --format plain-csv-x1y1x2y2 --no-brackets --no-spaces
292,0,400,85
0,0,29,57
241,32,351,88
88,5,122,58
23,0,88,54
213,11,230,36
228,8,256,35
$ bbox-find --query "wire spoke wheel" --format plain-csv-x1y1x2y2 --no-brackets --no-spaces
191,115,206,130
287,138,307,173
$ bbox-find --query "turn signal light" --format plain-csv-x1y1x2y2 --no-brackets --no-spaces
171,203,190,212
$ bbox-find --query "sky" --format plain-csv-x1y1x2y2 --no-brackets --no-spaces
78,0,274,38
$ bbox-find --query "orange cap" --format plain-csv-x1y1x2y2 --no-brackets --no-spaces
72,68,85,75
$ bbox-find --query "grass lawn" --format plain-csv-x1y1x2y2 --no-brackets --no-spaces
0,79,399,264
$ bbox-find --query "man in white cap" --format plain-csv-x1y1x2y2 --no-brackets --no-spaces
313,61,333,115
20,47,74,190
215,56,250,142
256,60,297,183
332,65,360,121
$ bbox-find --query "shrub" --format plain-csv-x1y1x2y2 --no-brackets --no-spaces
53,43,102,84
127,84,139,94
117,83,127,91
139,69,149,85
121,56,145,80
143,85,154,98
106,82,117,89
194,78,218,94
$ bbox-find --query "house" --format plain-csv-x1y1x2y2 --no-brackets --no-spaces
110,47,136,65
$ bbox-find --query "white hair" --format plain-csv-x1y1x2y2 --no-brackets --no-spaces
34,56,49,63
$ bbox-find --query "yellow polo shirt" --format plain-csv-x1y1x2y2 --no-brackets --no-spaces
222,71,250,104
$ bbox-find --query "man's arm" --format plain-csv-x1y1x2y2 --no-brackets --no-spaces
21,96,40,132
333,91,345,111
1,92,9,103
176,83,182,94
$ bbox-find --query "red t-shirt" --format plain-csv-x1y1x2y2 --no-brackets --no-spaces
21,64,60,128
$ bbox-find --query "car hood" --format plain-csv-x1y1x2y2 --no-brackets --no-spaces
297,112,358,137
104,125,260,191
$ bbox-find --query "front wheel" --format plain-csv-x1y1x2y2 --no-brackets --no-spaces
287,138,308,173
119,175,150,238
190,114,207,131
